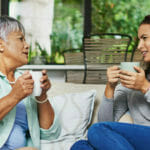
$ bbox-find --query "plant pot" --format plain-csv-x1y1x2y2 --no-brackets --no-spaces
30,56,46,65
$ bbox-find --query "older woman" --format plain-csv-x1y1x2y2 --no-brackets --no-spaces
71,15,150,150
0,16,60,150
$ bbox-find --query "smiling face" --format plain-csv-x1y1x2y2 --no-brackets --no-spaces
138,24,150,62
1,31,29,67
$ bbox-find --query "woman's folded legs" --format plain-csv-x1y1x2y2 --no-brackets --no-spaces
88,122,150,150
71,122,150,150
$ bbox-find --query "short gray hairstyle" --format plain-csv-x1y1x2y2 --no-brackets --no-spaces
0,15,25,41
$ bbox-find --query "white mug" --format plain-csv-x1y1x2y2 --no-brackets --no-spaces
30,71,42,96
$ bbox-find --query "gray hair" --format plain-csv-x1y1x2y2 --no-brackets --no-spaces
0,15,25,41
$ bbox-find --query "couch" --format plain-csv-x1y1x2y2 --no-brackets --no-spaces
41,81,133,150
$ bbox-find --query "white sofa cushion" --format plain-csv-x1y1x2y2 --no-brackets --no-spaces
41,89,96,150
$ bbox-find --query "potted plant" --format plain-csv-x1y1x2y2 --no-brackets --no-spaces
28,42,48,65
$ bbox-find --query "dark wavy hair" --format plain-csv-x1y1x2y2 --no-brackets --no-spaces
140,15,150,25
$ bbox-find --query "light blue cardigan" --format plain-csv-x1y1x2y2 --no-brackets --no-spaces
0,71,61,149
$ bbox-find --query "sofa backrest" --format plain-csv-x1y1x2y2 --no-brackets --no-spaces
47,81,106,124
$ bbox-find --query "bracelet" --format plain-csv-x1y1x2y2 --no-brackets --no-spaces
34,97,48,104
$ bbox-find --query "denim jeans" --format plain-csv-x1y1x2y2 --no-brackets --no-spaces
71,122,150,150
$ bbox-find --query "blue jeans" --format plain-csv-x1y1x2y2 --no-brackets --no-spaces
71,122,150,150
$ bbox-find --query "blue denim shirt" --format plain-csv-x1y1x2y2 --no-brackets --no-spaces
1,100,29,149
0,70,61,149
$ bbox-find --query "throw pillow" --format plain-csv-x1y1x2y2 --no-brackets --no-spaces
41,89,96,150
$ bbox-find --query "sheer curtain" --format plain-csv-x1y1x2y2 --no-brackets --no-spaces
9,0,54,55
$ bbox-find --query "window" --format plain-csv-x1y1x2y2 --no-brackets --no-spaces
1,0,84,64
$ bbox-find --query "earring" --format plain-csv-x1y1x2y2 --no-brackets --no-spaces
0,48,3,52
